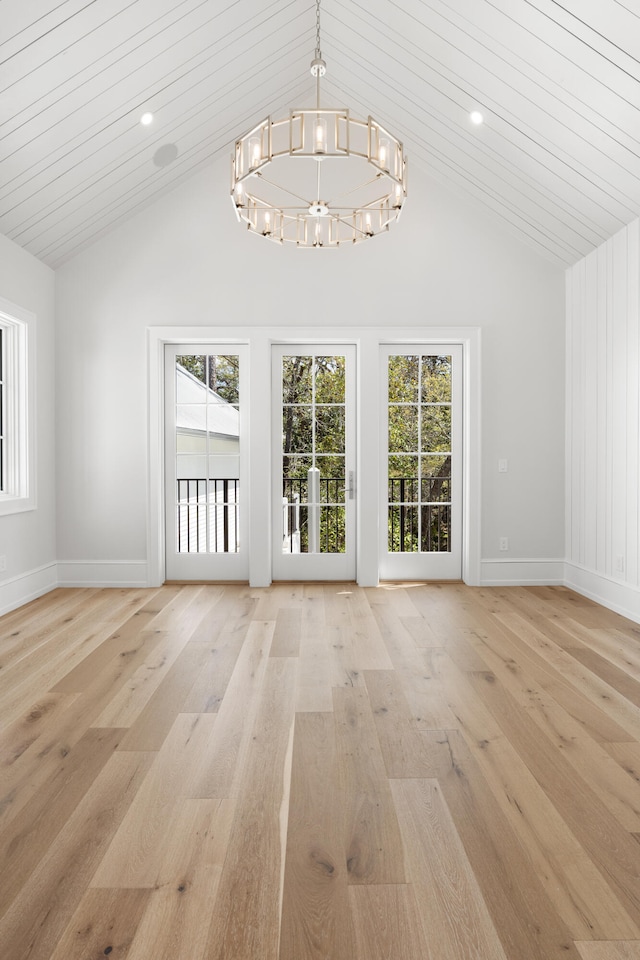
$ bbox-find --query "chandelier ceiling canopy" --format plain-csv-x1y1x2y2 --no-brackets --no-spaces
230,0,407,248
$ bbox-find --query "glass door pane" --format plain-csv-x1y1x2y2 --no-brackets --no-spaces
165,345,248,580
272,345,356,580
380,345,462,580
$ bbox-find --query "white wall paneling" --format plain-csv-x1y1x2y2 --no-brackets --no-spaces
566,218,640,619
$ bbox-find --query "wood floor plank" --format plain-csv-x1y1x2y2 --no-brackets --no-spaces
495,612,640,738
463,604,635,743
117,643,220,750
0,749,153,960
295,588,333,712
203,657,297,960
50,588,183,694
349,884,434,960
271,607,302,658
568,645,640,707
47,888,151,960
369,601,457,727
399,613,441,646
469,668,640,927
363,669,451,778
189,619,274,799
342,587,394,670
432,729,583,960
126,799,236,960
279,712,357,960
438,657,640,938
182,618,252,713
332,685,405,885
0,588,99,645
390,778,509,960
90,714,218,888
295,634,333,712
0,727,125,915
0,589,113,681
575,942,640,960
366,583,422,617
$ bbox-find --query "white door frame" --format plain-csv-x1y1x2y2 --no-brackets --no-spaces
147,325,481,587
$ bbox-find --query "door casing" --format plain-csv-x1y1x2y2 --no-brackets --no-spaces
148,326,481,588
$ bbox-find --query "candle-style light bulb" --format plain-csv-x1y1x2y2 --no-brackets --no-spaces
378,138,390,171
314,118,327,154
263,211,271,236
249,137,261,169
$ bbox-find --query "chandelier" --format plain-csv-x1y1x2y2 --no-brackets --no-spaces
230,0,407,247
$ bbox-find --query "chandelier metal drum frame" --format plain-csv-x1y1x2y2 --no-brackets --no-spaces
230,1,407,247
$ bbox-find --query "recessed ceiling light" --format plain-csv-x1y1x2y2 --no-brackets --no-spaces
140,112,153,126
470,110,484,125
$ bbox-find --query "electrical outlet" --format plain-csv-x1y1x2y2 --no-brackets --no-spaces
615,555,625,574
0,555,6,573
499,537,509,551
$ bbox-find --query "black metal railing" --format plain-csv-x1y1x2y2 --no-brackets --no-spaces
177,476,452,556
176,479,239,553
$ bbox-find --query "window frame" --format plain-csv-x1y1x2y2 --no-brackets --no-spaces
0,298,35,516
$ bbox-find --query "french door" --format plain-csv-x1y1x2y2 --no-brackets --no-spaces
379,344,462,580
271,344,357,580
162,337,463,583
164,344,249,580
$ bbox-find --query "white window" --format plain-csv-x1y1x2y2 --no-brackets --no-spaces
0,300,34,515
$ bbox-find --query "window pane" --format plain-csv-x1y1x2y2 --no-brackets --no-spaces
283,356,313,403
283,454,312,481
388,454,418,479
421,355,452,402
316,405,345,453
421,504,451,552
315,356,345,403
388,355,419,402
421,405,451,452
283,405,313,453
389,404,418,452
421,455,451,502
320,505,345,553
388,505,419,552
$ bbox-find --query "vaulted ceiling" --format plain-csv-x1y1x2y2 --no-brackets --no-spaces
2,0,639,268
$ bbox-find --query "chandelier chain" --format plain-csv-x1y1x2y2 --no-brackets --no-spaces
315,0,321,58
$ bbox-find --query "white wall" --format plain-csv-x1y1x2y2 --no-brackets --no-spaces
566,219,640,620
55,155,566,586
0,233,57,613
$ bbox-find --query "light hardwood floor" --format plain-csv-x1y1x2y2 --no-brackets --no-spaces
1,582,640,960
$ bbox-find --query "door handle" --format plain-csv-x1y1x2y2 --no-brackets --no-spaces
348,471,355,500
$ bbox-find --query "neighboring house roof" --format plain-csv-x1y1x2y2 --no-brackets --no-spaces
176,364,239,440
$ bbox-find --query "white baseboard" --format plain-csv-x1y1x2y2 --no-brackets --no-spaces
56,560,149,588
0,562,58,616
4,558,640,628
480,558,565,586
564,562,640,624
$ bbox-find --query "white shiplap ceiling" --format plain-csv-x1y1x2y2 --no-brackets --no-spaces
1,0,639,268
